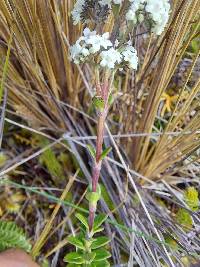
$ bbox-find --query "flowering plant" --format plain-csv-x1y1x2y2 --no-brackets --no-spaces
64,0,170,266
70,27,138,70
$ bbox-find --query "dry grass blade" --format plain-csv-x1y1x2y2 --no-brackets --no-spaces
31,170,78,258
0,0,84,131
0,0,200,266
0,27,12,102
117,0,200,181
0,29,13,147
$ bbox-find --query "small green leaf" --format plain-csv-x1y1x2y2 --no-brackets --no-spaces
87,144,96,159
86,192,101,204
100,147,112,161
100,260,110,267
93,214,108,231
91,260,110,267
91,236,110,249
64,252,84,264
84,238,95,250
92,96,105,111
67,264,81,267
100,184,115,211
93,227,104,234
83,252,96,263
64,252,82,260
108,94,114,105
88,184,101,195
96,184,102,196
0,221,32,252
75,213,89,230
79,225,87,234
94,249,111,261
67,236,85,250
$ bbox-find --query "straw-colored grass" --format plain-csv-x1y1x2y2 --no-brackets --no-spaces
0,1,199,183
0,0,200,266
0,0,83,130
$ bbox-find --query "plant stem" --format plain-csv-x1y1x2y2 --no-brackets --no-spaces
89,112,107,231
88,78,109,232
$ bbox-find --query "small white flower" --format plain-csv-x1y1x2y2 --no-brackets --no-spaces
88,36,103,54
83,27,97,38
126,9,137,24
99,0,112,6
146,0,171,34
71,0,85,25
126,0,170,35
138,13,144,23
113,0,124,4
114,39,119,47
100,48,122,69
99,0,123,6
100,32,113,49
122,46,138,70
81,47,90,57
86,32,112,54
70,43,82,61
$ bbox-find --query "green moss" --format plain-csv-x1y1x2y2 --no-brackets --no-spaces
164,235,178,250
185,186,199,211
38,137,65,181
0,153,7,168
176,208,193,228
176,187,199,229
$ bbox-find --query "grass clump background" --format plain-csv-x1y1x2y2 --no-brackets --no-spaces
0,0,200,266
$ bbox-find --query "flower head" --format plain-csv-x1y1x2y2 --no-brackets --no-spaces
126,0,170,35
85,31,112,54
122,45,138,70
100,48,122,69
70,27,138,71
71,0,85,25
99,0,123,6
69,28,112,63
99,0,112,6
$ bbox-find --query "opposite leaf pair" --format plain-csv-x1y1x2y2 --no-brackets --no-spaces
64,213,111,267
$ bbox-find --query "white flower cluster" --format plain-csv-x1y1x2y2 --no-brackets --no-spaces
70,28,112,64
100,44,138,69
71,0,85,25
100,48,122,69
70,28,138,70
122,45,138,69
126,0,170,35
71,0,170,34
71,0,124,25
99,0,123,6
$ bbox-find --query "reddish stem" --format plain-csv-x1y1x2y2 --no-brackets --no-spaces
88,82,109,232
